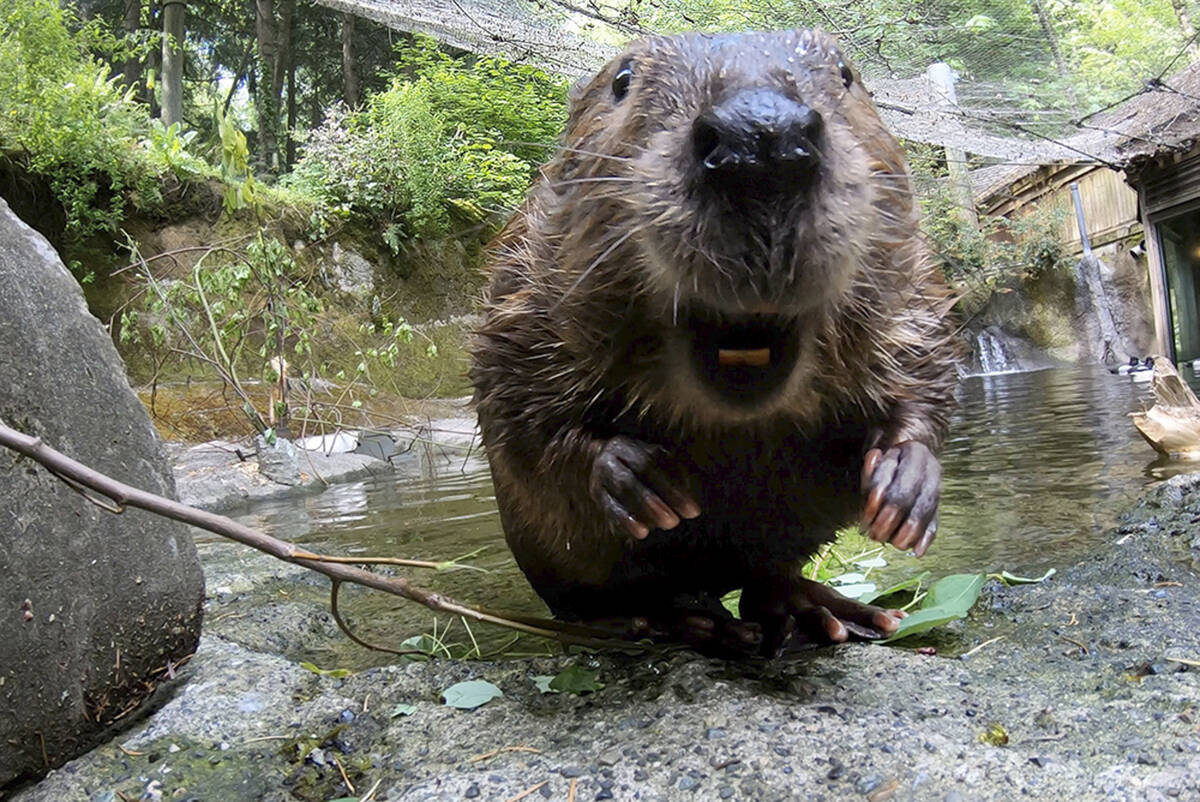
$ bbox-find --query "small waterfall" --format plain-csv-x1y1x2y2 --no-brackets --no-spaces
973,328,1020,375
964,326,1060,376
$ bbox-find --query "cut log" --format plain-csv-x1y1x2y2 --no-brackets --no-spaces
1131,357,1200,459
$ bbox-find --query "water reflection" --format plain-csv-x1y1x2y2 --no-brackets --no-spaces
211,365,1191,660
929,365,1159,579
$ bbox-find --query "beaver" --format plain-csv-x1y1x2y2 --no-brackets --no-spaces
470,29,960,655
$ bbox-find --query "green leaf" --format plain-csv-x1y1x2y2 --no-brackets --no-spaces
883,573,985,643
400,634,438,661
299,661,353,678
834,582,877,600
720,589,741,618
532,675,556,694
442,680,503,710
859,571,930,606
548,665,604,695
924,573,987,609
390,703,417,717
995,568,1056,585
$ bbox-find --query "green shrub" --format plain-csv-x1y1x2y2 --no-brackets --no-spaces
285,38,568,249
0,0,162,242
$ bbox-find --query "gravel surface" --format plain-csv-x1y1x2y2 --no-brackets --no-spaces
12,469,1200,802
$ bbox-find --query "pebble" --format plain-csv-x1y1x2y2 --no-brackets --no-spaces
706,727,727,740
856,774,883,794
561,765,585,778
678,775,700,791
464,783,480,798
598,748,621,766
719,788,735,799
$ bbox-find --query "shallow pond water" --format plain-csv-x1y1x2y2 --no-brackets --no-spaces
202,365,1188,665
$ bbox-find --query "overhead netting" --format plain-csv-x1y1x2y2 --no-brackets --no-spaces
314,0,1200,172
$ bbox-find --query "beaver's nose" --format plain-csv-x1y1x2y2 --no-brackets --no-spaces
692,89,823,186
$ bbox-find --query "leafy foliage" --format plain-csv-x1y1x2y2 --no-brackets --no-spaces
285,37,568,247
126,233,323,433
911,146,1070,285
0,0,162,243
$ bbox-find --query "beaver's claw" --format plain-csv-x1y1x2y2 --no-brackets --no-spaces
589,436,700,539
740,577,905,656
861,440,941,556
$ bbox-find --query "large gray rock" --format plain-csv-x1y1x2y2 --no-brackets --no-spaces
0,199,204,787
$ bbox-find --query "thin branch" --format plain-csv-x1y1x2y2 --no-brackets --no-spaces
0,419,628,651
330,579,427,657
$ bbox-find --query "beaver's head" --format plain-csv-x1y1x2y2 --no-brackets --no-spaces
553,30,908,415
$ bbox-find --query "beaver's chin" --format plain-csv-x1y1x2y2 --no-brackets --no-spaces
679,304,802,409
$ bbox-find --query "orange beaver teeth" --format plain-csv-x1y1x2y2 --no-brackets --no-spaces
717,348,771,367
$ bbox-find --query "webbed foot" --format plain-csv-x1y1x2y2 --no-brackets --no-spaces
740,577,904,656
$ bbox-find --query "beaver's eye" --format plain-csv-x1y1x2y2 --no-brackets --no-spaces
838,59,854,89
612,60,633,101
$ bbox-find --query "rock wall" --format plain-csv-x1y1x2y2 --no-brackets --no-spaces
0,199,205,787
963,239,1156,374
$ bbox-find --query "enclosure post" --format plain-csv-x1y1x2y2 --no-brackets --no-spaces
161,0,186,127
926,63,978,227
1070,182,1093,257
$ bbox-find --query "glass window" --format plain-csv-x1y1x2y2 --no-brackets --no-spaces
1157,207,1200,363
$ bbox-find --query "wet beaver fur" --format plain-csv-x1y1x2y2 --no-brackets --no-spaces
471,29,960,655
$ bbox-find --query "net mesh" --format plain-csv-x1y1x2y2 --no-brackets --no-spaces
313,0,1200,176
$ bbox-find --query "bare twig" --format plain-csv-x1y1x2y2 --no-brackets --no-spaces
0,419,628,651
332,754,355,794
504,781,548,802
329,580,429,658
961,636,1005,659
469,746,543,762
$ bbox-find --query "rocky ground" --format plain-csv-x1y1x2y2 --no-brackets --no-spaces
10,446,1200,801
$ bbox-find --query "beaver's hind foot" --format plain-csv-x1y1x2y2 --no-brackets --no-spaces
740,576,904,656
582,592,763,656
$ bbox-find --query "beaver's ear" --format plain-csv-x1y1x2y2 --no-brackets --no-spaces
568,74,590,107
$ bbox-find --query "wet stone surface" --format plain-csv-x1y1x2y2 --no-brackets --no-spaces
8,472,1200,801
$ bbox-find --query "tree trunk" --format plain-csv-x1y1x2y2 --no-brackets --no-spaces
1169,0,1200,56
254,0,280,171
160,0,186,127
122,0,141,91
342,13,359,108
1028,0,1069,76
286,44,297,167
278,0,295,168
254,0,294,172
146,25,160,117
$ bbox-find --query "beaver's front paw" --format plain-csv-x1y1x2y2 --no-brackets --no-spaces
589,436,700,539
861,440,941,556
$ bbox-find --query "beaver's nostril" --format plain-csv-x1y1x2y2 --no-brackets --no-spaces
692,89,824,189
